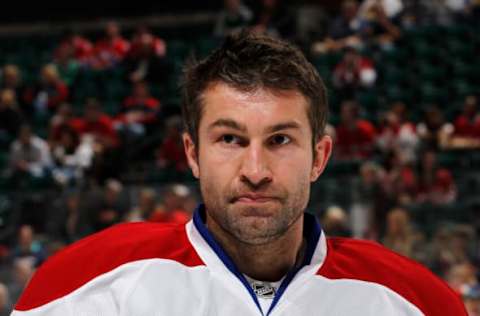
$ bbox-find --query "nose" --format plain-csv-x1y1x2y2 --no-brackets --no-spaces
239,141,272,189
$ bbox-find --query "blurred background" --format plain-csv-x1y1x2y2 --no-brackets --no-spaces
0,0,479,314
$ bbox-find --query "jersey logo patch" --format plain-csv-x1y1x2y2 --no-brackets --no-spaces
251,281,276,299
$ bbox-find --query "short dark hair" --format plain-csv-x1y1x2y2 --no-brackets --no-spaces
181,31,328,148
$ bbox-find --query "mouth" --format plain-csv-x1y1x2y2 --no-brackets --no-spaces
232,194,278,205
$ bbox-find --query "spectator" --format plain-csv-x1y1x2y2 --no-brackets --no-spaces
377,101,419,164
0,65,29,117
429,168,457,204
357,0,403,46
430,225,475,276
149,184,191,224
24,64,69,115
381,149,417,204
47,191,86,243
7,258,35,308
421,0,473,25
463,284,480,316
92,21,130,69
313,0,363,53
125,187,157,222
69,99,121,182
382,207,427,263
334,100,376,159
157,115,188,172
0,283,11,316
447,261,478,295
125,26,170,84
452,95,480,148
332,46,377,98
116,80,161,138
50,126,94,186
416,149,443,202
54,30,94,65
84,179,128,232
48,103,75,145
53,41,80,87
417,105,454,150
7,125,52,180
351,161,388,238
214,0,253,37
70,98,119,149
10,225,46,267
321,206,352,237
250,0,297,39
0,89,24,148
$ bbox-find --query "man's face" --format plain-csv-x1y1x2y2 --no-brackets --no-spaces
184,83,331,245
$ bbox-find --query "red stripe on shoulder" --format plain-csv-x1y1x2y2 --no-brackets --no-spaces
15,222,204,311
318,237,467,316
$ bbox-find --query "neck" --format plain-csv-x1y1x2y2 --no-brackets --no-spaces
206,212,305,282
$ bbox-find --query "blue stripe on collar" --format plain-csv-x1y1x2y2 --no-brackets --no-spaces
192,204,264,315
267,211,321,315
192,204,322,316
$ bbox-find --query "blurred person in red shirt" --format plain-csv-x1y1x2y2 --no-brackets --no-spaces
149,184,192,224
416,149,457,204
54,30,94,65
125,26,170,84
115,81,160,138
452,95,480,148
156,115,188,172
69,99,121,182
381,149,417,204
377,101,419,164
48,103,74,145
70,98,119,149
334,100,376,159
92,21,130,69
24,64,69,115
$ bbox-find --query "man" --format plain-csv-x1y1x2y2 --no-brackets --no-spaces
11,32,466,315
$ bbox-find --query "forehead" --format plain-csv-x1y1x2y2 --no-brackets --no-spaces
199,82,310,132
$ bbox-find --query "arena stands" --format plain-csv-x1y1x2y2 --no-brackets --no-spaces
0,0,479,314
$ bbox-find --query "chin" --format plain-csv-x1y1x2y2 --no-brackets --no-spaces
230,216,289,245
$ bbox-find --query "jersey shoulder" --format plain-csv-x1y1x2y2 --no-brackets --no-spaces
318,237,467,316
16,222,204,311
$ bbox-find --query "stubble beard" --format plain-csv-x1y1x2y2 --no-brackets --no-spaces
201,177,310,245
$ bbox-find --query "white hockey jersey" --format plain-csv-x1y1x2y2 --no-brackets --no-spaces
11,204,466,315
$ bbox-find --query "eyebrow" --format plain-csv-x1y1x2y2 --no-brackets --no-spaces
265,121,302,134
208,119,247,132
208,119,302,134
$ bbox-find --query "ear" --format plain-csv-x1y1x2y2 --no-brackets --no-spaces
310,135,332,182
183,132,200,179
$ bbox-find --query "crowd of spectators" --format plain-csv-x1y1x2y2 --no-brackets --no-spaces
0,0,479,314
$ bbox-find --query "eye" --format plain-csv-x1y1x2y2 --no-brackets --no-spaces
269,134,291,146
220,134,242,145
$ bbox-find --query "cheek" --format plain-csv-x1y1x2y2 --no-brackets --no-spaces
272,149,313,177
198,147,242,196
